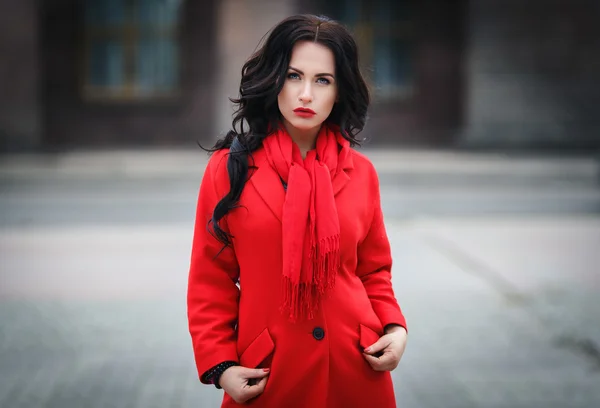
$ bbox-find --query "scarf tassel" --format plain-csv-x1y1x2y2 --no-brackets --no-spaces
311,234,340,292
282,234,340,322
281,280,318,322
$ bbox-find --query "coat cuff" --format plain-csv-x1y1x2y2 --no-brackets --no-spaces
376,306,407,334
195,345,239,385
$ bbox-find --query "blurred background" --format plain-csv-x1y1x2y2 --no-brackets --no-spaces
0,0,599,150
0,0,599,407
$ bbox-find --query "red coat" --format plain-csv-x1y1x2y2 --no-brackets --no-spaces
188,146,406,408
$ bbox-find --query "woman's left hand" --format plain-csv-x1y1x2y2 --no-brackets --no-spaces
362,325,407,371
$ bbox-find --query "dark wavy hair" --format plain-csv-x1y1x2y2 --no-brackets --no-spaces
206,14,370,248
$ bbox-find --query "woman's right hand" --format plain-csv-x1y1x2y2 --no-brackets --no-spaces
219,366,270,403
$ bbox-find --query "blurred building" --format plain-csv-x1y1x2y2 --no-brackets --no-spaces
0,0,599,151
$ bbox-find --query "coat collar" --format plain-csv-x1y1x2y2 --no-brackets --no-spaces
249,147,354,223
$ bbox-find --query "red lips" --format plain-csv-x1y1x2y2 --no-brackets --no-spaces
293,107,316,118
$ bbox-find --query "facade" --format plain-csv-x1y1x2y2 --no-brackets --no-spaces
0,0,598,151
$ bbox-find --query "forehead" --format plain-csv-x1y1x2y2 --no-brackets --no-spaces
289,41,335,73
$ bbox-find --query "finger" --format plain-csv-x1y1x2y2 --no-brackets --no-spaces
255,375,268,391
374,352,398,370
244,377,268,400
364,352,398,371
244,368,271,379
363,353,386,371
245,373,268,389
364,336,391,354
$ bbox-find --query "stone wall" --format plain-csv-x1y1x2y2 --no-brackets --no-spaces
215,0,294,137
42,0,218,148
463,0,600,150
0,0,41,151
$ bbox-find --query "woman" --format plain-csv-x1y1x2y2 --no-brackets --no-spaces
188,14,407,408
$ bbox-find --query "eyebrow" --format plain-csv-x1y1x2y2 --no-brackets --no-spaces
288,66,335,79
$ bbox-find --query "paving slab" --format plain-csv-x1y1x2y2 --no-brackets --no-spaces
1,215,598,407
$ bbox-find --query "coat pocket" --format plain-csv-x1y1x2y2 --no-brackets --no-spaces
239,328,275,368
359,324,383,355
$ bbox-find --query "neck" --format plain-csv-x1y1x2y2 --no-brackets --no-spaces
282,120,320,159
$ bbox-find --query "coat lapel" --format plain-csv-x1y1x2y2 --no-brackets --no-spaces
249,150,285,222
332,145,353,196
332,170,351,196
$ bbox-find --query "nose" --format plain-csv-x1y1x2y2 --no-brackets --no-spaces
298,82,313,103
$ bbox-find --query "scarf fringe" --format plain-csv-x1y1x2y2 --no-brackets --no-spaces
311,234,340,292
282,234,340,322
281,279,318,322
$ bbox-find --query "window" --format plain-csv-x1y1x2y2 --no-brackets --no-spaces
320,0,415,100
82,0,182,101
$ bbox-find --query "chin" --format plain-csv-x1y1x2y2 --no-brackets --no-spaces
285,116,323,131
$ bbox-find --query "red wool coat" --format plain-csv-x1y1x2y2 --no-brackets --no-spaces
188,146,406,408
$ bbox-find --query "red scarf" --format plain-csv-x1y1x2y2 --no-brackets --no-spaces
263,124,350,321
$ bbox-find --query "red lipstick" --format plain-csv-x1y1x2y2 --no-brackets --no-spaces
293,107,316,118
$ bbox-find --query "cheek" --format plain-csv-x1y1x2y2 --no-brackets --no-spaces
277,85,292,108
321,89,337,111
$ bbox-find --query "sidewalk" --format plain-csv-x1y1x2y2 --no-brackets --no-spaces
1,148,598,184
1,215,599,407
1,144,599,406
390,216,600,408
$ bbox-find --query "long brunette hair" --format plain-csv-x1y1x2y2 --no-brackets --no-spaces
207,14,370,247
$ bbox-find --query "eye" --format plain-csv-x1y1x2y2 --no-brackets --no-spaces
316,77,331,85
287,72,301,80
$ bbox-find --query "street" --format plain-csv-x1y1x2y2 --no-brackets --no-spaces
1,149,599,408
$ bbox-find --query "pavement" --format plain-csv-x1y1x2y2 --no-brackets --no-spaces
1,147,598,181
0,148,599,408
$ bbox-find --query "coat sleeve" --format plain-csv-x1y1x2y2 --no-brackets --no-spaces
355,164,407,332
187,151,240,383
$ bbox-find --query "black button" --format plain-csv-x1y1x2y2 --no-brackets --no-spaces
312,327,325,341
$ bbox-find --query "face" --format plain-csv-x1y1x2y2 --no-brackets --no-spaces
277,40,338,135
